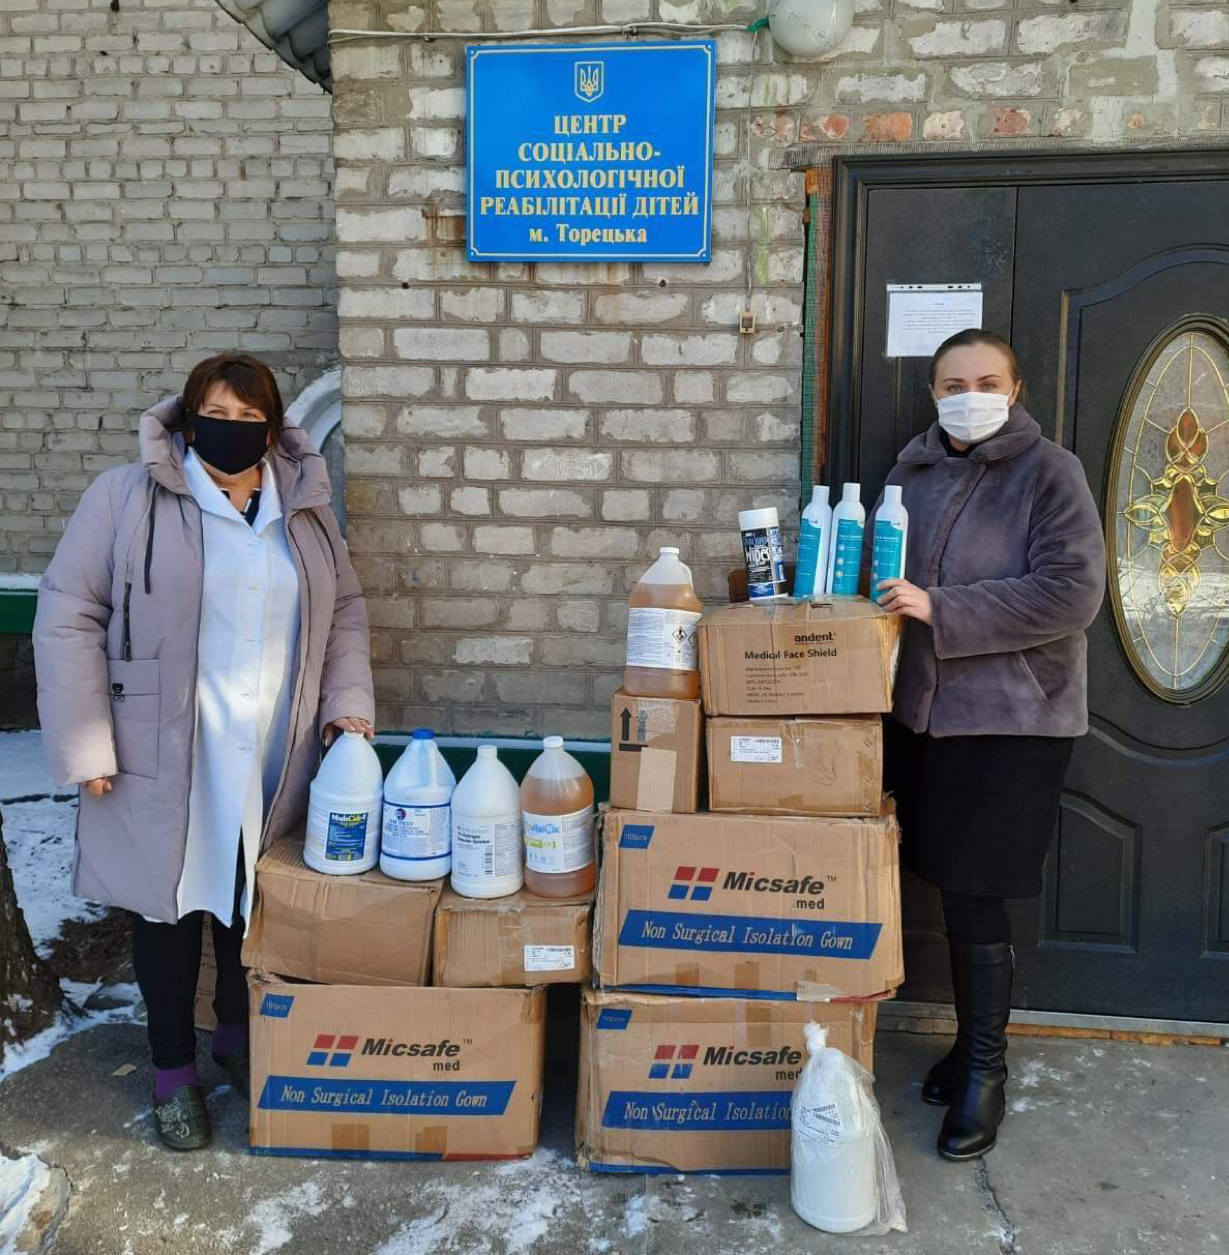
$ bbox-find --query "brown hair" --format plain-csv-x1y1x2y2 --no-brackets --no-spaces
928,328,1025,403
178,353,286,439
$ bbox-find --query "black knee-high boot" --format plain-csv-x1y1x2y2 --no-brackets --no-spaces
937,941,1013,1160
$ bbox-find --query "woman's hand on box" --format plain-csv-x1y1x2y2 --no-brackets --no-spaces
877,579,933,625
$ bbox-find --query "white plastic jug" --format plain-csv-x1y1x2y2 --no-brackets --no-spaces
450,744,523,899
791,1022,879,1234
380,728,456,881
304,731,384,876
521,736,595,899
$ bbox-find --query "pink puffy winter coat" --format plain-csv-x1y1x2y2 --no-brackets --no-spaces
33,397,374,923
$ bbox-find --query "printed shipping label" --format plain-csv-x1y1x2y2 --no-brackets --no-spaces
828,518,864,596
794,1101,844,1145
730,735,783,764
626,607,701,671
524,806,595,874
452,818,522,881
325,811,371,861
870,521,905,602
523,945,576,972
381,800,450,862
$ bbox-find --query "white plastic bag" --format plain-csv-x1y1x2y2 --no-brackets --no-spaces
791,1021,907,1236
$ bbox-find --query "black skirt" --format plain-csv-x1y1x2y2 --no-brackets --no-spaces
884,719,1075,899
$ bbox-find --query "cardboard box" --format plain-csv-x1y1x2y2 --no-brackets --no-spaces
707,715,883,817
609,691,703,814
241,838,443,987
698,598,901,717
433,886,594,987
596,808,902,1000
576,988,877,1174
249,976,546,1160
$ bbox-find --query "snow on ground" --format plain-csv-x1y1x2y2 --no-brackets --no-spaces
1,732,104,956
0,983,143,1084
0,1152,55,1255
0,729,56,802
0,730,139,1081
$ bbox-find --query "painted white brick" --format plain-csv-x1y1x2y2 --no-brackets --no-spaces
1016,11,1128,55
522,448,614,483
463,446,513,480
499,487,592,518
568,371,664,404
394,326,491,361
592,291,689,325
662,489,707,522
451,486,492,515
1170,9,1229,50
345,366,435,399
599,409,696,444
397,406,488,438
834,71,929,103
622,450,720,484
641,333,740,367
549,526,639,559
907,19,1007,57
727,373,795,403
338,287,435,320
336,206,426,244
499,408,590,442
454,636,534,665
600,489,652,522
398,484,443,514
439,287,506,322
333,128,406,162
949,61,1043,98
539,330,633,365
510,290,586,323
473,525,536,555
1194,56,1229,91
408,86,465,119
464,367,558,402
521,563,615,596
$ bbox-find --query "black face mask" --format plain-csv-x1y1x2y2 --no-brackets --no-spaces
187,413,270,475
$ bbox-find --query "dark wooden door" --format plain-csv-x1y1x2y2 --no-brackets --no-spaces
827,151,1229,1021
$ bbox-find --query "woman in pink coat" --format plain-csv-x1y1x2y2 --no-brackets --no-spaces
34,353,374,1151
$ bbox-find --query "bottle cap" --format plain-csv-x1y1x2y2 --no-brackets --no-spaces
885,484,903,505
812,485,829,505
543,735,564,750
842,483,861,501
659,546,679,556
739,507,780,530
412,728,435,740
477,744,497,760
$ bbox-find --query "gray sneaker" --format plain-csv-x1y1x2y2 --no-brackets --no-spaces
153,1085,212,1151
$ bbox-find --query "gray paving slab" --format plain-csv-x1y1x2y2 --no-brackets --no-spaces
1,1018,1226,1255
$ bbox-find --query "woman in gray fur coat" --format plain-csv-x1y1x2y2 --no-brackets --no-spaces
872,329,1106,1162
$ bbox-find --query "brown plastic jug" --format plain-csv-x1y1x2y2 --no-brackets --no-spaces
521,736,596,898
623,547,704,699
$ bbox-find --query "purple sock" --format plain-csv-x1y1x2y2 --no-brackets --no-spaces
154,1062,200,1103
211,1020,248,1061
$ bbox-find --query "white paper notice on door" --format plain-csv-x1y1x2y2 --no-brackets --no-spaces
886,284,983,358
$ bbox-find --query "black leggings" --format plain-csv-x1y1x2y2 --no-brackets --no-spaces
131,864,247,1070
941,890,1011,945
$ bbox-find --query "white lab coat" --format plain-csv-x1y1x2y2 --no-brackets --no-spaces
175,450,301,930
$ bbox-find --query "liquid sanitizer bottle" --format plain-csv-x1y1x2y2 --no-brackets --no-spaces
380,729,456,881
870,485,909,605
521,736,596,898
623,547,704,700
304,731,384,876
792,485,832,599
450,744,523,899
824,483,866,597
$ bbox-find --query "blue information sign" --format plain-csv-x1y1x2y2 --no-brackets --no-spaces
466,41,715,264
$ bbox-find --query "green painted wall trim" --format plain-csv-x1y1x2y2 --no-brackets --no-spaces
0,590,36,635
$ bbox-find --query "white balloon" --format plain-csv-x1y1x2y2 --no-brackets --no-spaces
767,0,855,58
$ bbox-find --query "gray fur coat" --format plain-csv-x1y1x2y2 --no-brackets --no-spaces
875,404,1106,738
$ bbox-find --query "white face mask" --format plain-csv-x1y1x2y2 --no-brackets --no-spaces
935,391,1012,445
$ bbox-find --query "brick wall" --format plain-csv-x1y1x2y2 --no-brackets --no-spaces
332,0,1226,738
0,0,338,573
